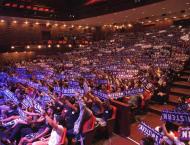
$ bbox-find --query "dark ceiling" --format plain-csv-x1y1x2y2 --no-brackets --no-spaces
0,0,164,21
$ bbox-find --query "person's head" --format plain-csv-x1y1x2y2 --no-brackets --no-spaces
69,97,76,104
162,81,167,86
160,140,170,145
103,100,111,109
165,122,178,132
54,115,65,126
27,107,34,112
46,107,54,116
140,137,155,145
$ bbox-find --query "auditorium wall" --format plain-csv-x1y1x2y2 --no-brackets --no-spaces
0,17,74,49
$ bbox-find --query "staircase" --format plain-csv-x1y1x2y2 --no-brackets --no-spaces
127,60,190,144
149,59,190,115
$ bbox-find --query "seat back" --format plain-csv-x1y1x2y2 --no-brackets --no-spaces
60,128,67,145
110,106,117,120
82,114,96,134
106,105,117,137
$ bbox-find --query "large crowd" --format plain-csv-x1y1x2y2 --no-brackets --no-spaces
0,24,190,145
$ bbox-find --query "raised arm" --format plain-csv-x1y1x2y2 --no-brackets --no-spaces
32,127,50,142
162,123,175,141
24,110,40,116
45,114,63,134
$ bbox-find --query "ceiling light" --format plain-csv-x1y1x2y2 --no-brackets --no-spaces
128,24,133,28
24,21,29,24
26,45,30,49
38,45,42,49
168,11,172,14
56,44,60,48
0,19,5,23
13,20,17,24
54,23,58,26
48,45,51,48
46,22,50,26
35,22,39,25
11,46,15,49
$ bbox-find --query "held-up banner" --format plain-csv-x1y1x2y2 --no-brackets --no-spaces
138,122,163,144
175,103,189,112
93,88,144,100
179,127,190,141
161,110,190,124
3,89,19,105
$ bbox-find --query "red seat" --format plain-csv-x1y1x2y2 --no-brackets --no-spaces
82,114,96,145
106,105,117,137
110,106,117,120
60,128,68,145
82,114,96,134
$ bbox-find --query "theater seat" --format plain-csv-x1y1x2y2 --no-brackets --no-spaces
72,115,96,145
82,114,96,145
60,128,68,145
106,105,117,137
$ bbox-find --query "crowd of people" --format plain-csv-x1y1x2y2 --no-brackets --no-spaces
0,24,189,145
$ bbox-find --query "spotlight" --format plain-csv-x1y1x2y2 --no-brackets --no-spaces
13,20,17,24
48,44,51,48
56,44,60,48
35,22,39,25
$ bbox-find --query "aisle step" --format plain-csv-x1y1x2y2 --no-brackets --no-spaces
170,87,190,97
176,75,189,81
172,81,190,89
148,104,175,115
181,70,190,75
129,112,162,143
168,95,179,105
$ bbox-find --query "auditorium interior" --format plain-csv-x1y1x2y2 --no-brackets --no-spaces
0,0,190,145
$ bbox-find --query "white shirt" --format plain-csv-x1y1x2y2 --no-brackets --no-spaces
48,125,64,145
